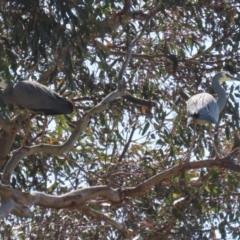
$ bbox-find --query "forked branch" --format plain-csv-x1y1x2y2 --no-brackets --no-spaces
1,149,240,214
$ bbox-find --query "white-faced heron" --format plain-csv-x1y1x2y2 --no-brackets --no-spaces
186,71,240,159
0,79,74,145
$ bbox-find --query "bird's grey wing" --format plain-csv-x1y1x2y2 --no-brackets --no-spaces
11,81,73,115
187,93,219,124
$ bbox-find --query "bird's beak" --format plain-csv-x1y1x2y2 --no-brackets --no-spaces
226,73,240,81
232,76,240,81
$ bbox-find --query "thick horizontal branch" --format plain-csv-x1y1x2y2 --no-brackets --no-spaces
0,185,121,208
1,149,240,214
123,148,240,197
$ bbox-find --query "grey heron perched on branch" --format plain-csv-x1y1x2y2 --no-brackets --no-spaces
0,78,74,145
186,71,240,159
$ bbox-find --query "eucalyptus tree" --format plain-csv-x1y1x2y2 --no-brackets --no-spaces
0,0,240,239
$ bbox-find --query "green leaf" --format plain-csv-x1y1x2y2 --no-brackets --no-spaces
142,122,150,136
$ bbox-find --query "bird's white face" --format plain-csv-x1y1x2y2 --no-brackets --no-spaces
0,79,8,89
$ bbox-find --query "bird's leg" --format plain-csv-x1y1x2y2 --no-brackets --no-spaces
208,128,222,159
41,116,48,144
185,124,196,162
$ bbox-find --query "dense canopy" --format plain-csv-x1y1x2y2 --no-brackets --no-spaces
1,0,240,239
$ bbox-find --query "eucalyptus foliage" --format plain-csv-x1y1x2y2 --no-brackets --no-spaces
1,0,240,239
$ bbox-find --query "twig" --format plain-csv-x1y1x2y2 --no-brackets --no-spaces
117,12,154,90
118,123,137,162
95,40,165,60
190,30,237,59
123,92,156,107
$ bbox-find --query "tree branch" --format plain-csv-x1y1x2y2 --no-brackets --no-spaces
104,11,148,32
0,114,14,133
118,122,137,162
0,115,21,169
0,112,21,134
123,92,157,107
80,205,126,233
94,39,166,61
0,199,14,218
190,30,237,59
0,185,121,209
11,202,32,218
1,100,119,184
0,149,240,219
117,12,154,90
122,148,240,197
